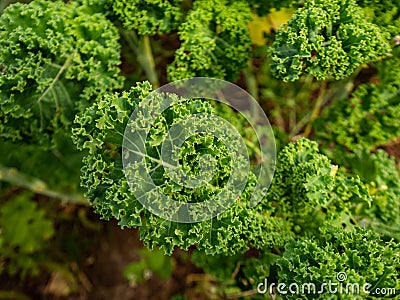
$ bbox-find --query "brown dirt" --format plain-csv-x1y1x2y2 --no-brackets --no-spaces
381,136,400,160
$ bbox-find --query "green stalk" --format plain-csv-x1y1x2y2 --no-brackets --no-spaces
0,164,86,204
0,290,30,300
36,56,72,104
243,60,259,101
290,68,359,139
303,80,327,137
123,30,159,88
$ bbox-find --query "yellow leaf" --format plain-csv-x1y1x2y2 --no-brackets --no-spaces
248,9,294,46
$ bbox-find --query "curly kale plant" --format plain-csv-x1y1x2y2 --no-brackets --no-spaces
167,0,252,81
191,225,400,299
356,0,400,36
186,140,381,299
343,148,400,240
269,0,390,81
314,57,400,152
247,0,298,16
0,192,54,278
113,0,184,35
0,0,123,148
277,226,400,299
0,0,399,297
72,82,290,255
266,138,371,235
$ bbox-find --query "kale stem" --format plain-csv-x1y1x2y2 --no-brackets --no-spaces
289,72,356,139
224,288,260,299
303,80,328,137
243,60,259,101
0,164,86,204
123,30,159,88
142,34,159,88
36,55,72,104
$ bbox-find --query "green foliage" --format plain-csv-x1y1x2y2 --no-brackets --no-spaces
266,138,371,235
167,0,252,81
72,84,147,223
0,0,123,148
123,248,173,285
269,0,390,81
345,148,400,240
72,81,290,255
378,55,400,87
191,250,241,282
0,138,83,193
0,0,399,297
258,61,320,141
191,248,279,296
74,0,115,15
267,138,335,218
315,57,400,152
0,193,54,278
113,0,184,35
247,0,298,16
188,138,395,297
277,226,400,299
356,0,400,36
